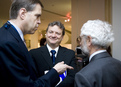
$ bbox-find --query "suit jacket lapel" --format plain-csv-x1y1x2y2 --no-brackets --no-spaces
41,46,53,67
90,52,111,62
55,46,65,64
6,23,38,76
41,46,66,67
7,23,28,55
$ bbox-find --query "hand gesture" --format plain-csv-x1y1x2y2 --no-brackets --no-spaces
53,61,74,74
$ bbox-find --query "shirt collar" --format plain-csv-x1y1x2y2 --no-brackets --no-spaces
8,21,24,42
89,50,106,62
47,44,59,57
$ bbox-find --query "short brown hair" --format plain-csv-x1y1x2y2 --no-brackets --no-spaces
10,0,43,19
46,21,65,36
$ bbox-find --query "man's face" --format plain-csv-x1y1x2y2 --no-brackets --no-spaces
80,36,89,56
46,25,63,47
24,4,42,34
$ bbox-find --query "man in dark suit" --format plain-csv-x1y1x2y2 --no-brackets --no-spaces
29,21,76,87
74,19,121,87
0,0,73,87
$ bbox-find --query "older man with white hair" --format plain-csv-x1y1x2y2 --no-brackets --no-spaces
74,19,121,87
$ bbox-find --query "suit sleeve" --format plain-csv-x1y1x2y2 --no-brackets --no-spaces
0,41,59,87
57,50,77,87
74,72,91,87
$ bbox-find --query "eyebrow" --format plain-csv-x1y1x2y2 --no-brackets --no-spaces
35,14,41,17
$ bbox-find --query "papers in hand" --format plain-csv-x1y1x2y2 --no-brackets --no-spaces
56,71,67,86
44,70,67,86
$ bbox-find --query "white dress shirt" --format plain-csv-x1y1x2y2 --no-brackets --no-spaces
46,44,59,57
89,50,106,62
9,21,24,42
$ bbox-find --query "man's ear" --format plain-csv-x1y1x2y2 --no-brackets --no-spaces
19,8,27,20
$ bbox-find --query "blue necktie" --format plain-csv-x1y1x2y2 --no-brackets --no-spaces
51,50,56,65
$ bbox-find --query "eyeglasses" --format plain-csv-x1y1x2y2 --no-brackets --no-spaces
79,35,88,42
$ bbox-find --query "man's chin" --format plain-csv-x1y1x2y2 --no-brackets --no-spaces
49,40,56,43
29,31,36,34
31,29,37,34
49,42,57,46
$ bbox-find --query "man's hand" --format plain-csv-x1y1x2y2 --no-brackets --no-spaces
53,61,74,74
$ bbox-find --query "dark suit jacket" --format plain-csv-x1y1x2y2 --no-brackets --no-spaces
75,52,121,87
29,45,77,87
0,22,60,87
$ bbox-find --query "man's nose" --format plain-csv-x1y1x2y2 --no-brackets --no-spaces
38,18,41,24
52,32,56,37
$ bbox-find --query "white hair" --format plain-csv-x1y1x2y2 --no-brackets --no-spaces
80,19,114,48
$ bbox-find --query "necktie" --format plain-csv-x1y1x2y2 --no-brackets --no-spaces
50,50,56,65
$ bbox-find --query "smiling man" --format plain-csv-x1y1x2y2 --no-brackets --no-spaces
29,21,76,87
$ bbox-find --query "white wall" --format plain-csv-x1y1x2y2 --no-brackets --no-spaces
112,0,121,61
71,0,105,50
